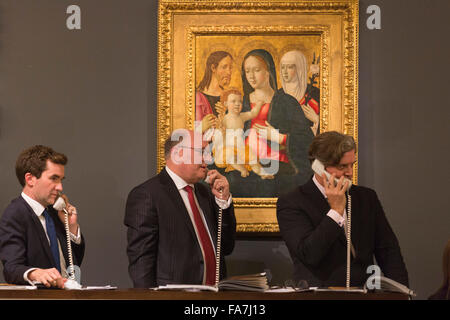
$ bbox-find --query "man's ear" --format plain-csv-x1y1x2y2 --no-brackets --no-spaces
211,63,217,73
170,146,184,165
24,172,36,187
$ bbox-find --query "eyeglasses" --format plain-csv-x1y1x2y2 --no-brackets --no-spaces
171,145,214,165
178,146,207,154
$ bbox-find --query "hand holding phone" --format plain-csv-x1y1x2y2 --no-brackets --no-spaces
205,170,230,201
312,159,350,215
54,194,78,234
311,159,352,190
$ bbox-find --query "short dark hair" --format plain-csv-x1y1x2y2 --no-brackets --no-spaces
15,145,68,187
308,131,357,167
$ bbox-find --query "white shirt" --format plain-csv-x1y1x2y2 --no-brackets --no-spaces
165,166,232,284
21,192,81,284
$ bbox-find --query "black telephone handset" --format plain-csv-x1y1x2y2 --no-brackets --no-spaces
53,196,82,290
311,159,353,288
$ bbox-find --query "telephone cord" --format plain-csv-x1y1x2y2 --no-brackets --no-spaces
64,210,76,281
346,193,352,288
214,191,223,288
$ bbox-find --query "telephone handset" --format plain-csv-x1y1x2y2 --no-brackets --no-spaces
53,195,82,290
311,159,352,191
311,159,353,288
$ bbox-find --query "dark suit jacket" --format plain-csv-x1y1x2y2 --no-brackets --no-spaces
124,168,236,288
0,196,85,284
277,178,409,287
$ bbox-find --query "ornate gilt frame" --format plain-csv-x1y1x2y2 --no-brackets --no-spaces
157,0,359,235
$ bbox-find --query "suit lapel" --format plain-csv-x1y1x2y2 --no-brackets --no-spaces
194,185,217,245
159,169,197,241
19,197,56,266
347,187,361,255
301,179,331,222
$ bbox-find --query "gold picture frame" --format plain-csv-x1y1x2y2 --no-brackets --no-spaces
157,0,359,235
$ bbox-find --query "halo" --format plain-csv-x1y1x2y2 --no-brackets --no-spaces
199,43,237,64
236,40,279,69
279,44,320,67
279,44,308,58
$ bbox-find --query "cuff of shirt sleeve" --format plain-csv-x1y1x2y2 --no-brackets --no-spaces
327,209,345,227
24,268,38,285
215,193,232,210
70,227,82,244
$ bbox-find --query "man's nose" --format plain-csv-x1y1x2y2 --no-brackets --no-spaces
344,167,353,178
55,182,63,192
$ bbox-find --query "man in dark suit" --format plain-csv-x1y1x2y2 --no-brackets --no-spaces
124,129,236,288
277,131,409,287
0,145,85,288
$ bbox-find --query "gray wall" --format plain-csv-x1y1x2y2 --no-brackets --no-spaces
0,0,448,299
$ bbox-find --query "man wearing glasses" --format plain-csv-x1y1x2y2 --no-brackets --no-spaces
124,129,236,288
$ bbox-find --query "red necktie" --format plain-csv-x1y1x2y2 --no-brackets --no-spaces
184,185,216,285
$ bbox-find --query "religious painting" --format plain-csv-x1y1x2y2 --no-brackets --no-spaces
158,0,359,235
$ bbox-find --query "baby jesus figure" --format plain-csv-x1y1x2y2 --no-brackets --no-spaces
213,88,274,179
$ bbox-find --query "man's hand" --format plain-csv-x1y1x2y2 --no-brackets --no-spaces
28,268,66,288
57,194,79,235
205,169,230,201
323,173,349,216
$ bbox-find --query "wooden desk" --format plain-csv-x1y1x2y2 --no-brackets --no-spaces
0,288,409,300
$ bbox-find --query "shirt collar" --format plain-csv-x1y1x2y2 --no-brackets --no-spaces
312,175,327,199
165,166,194,191
21,192,46,217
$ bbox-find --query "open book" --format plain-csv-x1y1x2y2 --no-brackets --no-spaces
157,272,269,292
364,276,416,296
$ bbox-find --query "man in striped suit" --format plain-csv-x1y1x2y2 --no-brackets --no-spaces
124,129,236,288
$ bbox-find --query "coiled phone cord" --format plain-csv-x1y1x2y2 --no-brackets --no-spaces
214,190,223,288
345,192,352,288
64,211,76,281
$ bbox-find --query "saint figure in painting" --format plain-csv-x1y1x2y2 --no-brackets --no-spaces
195,51,233,133
280,50,320,136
